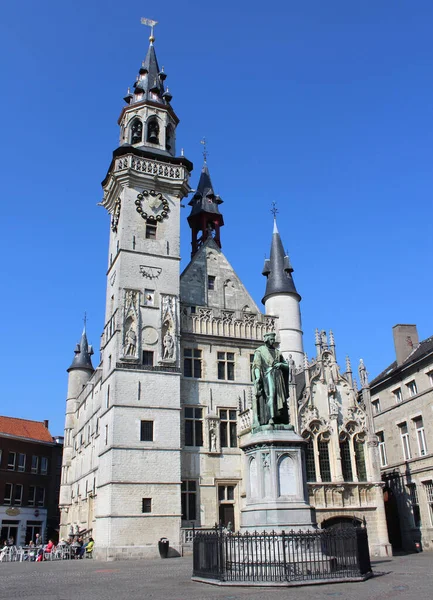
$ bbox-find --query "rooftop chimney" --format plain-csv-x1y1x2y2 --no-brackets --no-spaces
392,324,419,366
43,419,49,429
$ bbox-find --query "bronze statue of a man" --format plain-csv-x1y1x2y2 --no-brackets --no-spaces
251,333,290,426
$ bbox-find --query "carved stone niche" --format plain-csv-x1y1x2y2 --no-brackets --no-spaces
121,289,141,361
160,294,177,363
206,415,220,454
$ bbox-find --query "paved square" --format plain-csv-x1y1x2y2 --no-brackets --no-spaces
0,553,431,600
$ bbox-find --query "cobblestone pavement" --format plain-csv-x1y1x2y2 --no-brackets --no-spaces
0,552,431,600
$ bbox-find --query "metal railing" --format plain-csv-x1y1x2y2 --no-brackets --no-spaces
193,527,372,584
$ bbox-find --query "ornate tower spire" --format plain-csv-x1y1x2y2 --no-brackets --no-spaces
117,19,180,157
187,156,224,256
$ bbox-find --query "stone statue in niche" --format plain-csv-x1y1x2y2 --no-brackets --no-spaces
251,332,290,427
163,328,174,359
209,428,217,452
161,294,177,362
123,321,137,357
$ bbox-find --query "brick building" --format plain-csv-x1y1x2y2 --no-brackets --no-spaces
0,416,63,545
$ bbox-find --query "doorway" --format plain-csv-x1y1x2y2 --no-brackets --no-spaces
25,521,43,544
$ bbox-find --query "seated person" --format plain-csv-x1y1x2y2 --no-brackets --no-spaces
44,539,54,554
85,538,94,556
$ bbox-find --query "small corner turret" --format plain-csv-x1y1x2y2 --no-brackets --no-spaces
187,158,224,257
261,214,303,367
67,328,94,374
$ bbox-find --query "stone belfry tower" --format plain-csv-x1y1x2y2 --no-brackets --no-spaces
96,23,192,557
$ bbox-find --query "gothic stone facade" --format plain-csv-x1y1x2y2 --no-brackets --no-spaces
59,35,391,560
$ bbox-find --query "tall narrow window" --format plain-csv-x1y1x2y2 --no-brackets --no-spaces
7,452,16,471
372,399,381,414
408,484,421,527
393,388,403,403
31,455,39,474
318,440,331,482
130,118,143,144
208,275,215,290
36,487,45,507
143,351,154,366
17,453,26,472
147,118,159,144
184,348,202,378
354,439,367,481
140,420,154,441
181,480,197,521
406,380,418,397
14,484,23,506
424,481,433,525
428,371,433,388
28,486,36,507
165,124,173,151
40,457,48,475
4,483,12,505
184,407,203,447
146,223,157,239
399,423,411,461
414,417,427,456
142,498,152,513
219,409,237,448
305,438,316,482
340,438,353,482
217,352,235,381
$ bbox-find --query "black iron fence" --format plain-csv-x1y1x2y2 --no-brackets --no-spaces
193,527,371,584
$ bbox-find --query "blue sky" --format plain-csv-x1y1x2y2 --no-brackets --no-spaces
1,1,432,435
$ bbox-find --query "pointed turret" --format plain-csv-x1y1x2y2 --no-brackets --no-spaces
261,219,304,367
125,40,170,107
187,163,224,256
262,220,300,304
67,329,94,373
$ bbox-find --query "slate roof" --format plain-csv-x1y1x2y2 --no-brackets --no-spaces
188,164,223,217
262,220,300,304
68,329,94,373
370,334,433,387
0,416,54,443
126,41,171,107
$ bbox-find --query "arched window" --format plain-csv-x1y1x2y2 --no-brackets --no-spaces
130,119,143,144
305,438,316,482
340,437,353,482
354,438,367,481
318,438,331,482
147,117,159,144
165,124,173,151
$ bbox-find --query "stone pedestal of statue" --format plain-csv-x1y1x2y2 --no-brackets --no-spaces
240,425,315,531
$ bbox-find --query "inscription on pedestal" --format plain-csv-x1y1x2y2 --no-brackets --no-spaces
278,455,296,496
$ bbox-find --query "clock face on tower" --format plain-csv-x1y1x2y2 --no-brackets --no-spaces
135,190,170,223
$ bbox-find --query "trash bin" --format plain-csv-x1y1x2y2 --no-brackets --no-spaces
158,537,169,559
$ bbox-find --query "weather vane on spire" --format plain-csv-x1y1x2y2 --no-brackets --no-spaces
141,17,158,43
200,137,208,164
271,201,278,219
83,311,87,332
